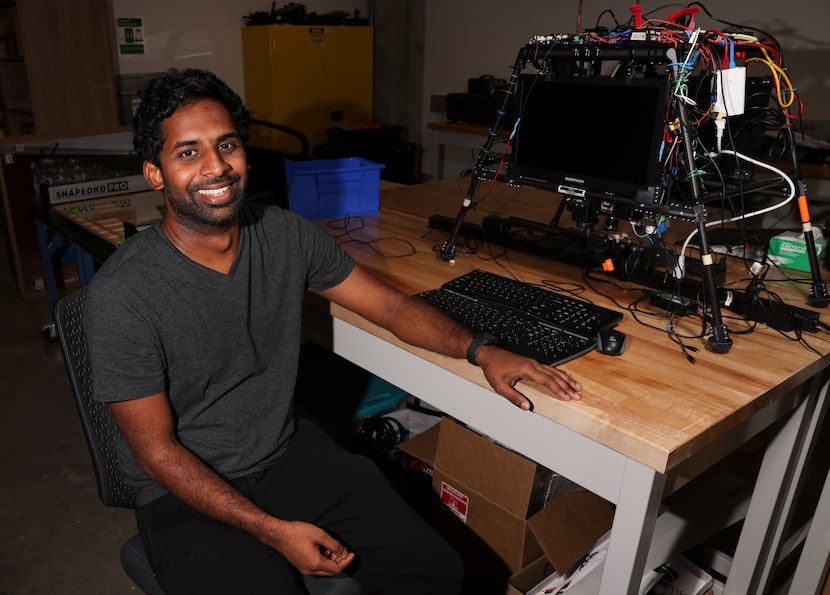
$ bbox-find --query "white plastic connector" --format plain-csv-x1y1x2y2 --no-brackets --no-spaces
714,66,746,116
674,255,686,279
714,115,726,154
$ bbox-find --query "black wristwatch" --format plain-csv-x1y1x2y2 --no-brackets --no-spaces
466,332,499,366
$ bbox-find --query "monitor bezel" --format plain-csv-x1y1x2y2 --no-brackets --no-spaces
513,74,671,204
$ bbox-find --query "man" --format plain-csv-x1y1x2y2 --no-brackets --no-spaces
84,68,582,594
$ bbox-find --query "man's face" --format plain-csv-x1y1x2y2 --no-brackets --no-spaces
144,98,248,231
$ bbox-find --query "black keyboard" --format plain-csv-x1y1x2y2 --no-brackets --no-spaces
416,269,623,365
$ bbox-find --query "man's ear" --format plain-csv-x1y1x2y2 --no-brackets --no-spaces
143,161,164,191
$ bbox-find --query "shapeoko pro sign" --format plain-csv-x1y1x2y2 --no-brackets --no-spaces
45,175,151,206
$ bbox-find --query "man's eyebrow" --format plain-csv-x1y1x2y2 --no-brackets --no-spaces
218,132,241,143
171,139,198,150
170,131,240,150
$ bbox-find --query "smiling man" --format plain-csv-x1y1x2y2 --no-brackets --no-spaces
83,68,582,595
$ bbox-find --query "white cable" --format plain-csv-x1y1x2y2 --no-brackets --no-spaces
682,28,704,67
714,117,726,153
675,150,796,277
669,39,700,107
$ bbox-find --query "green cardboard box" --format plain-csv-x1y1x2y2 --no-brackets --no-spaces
768,231,826,272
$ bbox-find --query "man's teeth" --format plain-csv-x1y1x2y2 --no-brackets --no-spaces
198,185,230,196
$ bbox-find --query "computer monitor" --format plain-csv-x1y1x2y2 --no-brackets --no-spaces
512,74,670,218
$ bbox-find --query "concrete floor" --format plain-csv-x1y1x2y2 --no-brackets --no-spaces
0,234,139,593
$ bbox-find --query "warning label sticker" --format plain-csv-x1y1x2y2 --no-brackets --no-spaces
440,481,469,524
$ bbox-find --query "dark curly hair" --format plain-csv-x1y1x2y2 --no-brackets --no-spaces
132,68,250,165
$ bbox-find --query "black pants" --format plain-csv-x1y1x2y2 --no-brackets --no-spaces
136,419,463,594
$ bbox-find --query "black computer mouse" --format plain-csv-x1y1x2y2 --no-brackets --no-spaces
596,329,627,356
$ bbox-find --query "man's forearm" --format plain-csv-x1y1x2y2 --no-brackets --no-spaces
138,440,279,543
384,293,474,360
135,436,356,575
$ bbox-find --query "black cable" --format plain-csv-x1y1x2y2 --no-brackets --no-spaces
328,216,416,258
582,269,646,312
593,9,620,30
667,314,700,364
686,2,783,59
626,290,707,362
355,415,409,455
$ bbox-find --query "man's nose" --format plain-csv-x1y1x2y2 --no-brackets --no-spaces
202,150,231,177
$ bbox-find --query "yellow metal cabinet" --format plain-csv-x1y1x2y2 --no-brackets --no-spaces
241,25,373,153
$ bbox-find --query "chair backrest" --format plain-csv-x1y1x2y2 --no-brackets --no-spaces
55,287,367,595
245,146,290,208
249,118,309,160
54,286,137,509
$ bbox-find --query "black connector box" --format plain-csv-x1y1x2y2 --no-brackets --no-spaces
727,292,820,333
649,291,699,316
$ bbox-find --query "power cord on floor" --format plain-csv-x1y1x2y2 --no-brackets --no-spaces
354,414,411,462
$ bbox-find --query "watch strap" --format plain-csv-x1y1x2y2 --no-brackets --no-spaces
466,332,498,366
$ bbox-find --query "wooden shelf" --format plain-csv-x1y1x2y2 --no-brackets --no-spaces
0,0,119,138
0,0,123,297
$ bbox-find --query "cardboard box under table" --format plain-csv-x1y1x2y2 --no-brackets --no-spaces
398,418,613,583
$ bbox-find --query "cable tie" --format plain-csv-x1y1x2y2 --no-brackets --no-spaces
509,117,521,140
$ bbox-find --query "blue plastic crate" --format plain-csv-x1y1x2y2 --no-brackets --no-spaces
285,157,384,219
354,375,409,419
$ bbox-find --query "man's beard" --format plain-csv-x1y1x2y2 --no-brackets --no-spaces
164,173,246,231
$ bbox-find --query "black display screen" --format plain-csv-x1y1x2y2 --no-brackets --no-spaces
513,74,670,202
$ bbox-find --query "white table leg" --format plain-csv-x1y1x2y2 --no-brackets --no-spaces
788,465,830,594
726,374,830,595
599,459,666,595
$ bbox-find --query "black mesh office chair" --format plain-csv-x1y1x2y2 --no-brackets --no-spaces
54,286,365,595
54,286,164,594
247,118,310,208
